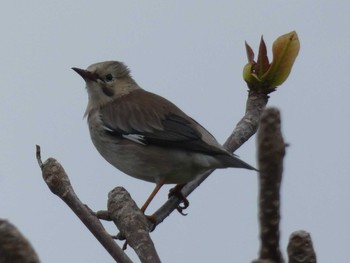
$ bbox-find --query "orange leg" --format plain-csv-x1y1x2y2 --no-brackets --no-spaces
140,178,166,213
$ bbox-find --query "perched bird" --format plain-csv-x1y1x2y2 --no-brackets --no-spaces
72,61,256,213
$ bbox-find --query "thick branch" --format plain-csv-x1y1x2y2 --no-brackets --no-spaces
108,187,161,263
287,231,316,263
36,146,132,263
0,219,40,263
152,91,268,225
256,107,285,263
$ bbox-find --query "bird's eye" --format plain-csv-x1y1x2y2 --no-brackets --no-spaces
105,74,113,82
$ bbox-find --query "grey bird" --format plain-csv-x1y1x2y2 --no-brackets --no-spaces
72,61,256,213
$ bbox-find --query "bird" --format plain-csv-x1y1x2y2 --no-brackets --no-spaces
72,61,256,213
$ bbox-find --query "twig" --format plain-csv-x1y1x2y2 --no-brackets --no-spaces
224,90,268,152
256,107,285,263
36,146,132,263
36,145,43,169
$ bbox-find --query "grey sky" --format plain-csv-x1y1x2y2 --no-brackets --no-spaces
1,1,349,262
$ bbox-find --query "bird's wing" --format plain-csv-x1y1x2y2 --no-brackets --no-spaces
99,89,229,156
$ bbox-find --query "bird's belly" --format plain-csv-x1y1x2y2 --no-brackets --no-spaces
90,132,214,184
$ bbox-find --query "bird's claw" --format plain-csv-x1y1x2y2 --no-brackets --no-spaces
168,184,189,216
176,201,189,216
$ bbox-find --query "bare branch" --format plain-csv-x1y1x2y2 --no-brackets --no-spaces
108,187,161,263
0,219,40,263
287,231,316,263
224,91,268,151
36,146,132,263
152,91,268,225
256,107,285,263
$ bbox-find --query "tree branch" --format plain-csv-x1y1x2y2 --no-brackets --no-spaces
0,219,40,263
36,146,132,263
107,187,161,263
256,107,285,263
287,231,316,263
224,90,268,151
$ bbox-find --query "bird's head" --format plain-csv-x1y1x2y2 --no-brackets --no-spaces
72,61,139,114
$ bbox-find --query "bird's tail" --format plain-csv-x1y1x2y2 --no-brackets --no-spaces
218,154,258,171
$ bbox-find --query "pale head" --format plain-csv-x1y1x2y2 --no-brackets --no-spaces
72,61,140,115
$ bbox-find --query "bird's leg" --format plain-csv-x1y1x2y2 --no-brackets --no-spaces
140,178,166,213
168,183,189,215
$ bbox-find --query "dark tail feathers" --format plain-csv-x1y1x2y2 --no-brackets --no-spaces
218,154,258,171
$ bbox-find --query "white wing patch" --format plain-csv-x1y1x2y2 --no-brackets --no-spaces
102,125,146,145
122,134,147,145
102,125,114,132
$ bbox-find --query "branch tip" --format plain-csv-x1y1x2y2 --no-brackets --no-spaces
35,145,43,169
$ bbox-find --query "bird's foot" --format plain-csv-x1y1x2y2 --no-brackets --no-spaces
168,184,189,216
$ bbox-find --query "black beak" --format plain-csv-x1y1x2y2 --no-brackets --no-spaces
72,67,98,81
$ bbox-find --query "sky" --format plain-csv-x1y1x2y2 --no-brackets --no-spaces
0,1,349,262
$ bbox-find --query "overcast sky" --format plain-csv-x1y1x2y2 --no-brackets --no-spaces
1,1,349,262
